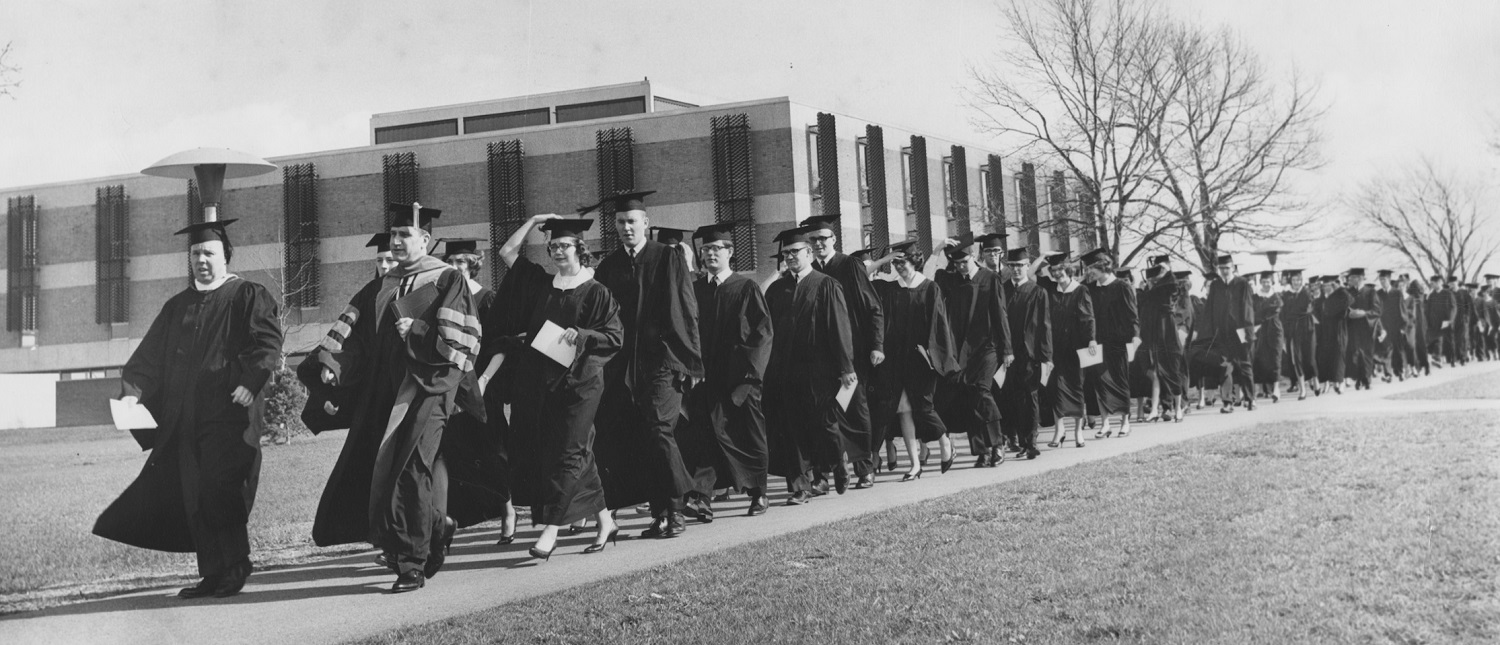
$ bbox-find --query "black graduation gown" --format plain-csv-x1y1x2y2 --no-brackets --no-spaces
1316,288,1351,383
681,272,773,495
872,276,958,443
1084,279,1137,416
764,271,854,483
440,285,511,528
1252,291,1284,385
1408,285,1429,371
1041,278,1094,419
94,277,282,553
1186,292,1221,386
933,267,1010,453
593,240,703,510
1427,289,1457,361
1280,287,1317,382
999,279,1051,443
503,257,622,526
1347,285,1382,385
1377,287,1408,371
811,253,884,471
1139,275,1184,397
1207,275,1256,389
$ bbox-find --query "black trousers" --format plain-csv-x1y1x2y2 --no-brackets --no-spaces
998,360,1041,450
937,380,1002,456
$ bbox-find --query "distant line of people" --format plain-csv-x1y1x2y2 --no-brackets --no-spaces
91,195,1500,598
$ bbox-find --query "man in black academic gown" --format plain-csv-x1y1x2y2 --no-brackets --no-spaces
800,214,885,491
1375,270,1409,381
1205,254,1256,412
1279,269,1318,398
301,203,480,592
1452,275,1474,364
1345,268,1383,390
94,219,282,599
680,223,774,519
591,191,705,538
933,233,1013,467
1000,247,1052,459
1427,275,1457,366
764,226,856,504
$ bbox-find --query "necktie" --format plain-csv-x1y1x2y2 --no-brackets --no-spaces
814,260,825,272
711,275,720,287
398,274,416,297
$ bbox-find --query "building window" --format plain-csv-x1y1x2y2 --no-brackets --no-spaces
814,113,840,250
806,124,822,215
382,152,420,229
187,179,205,225
557,97,647,124
711,113,756,271
282,163,321,309
864,124,890,251
374,119,459,145
465,108,550,134
856,137,872,249
978,165,992,219
95,186,129,326
900,147,914,238
986,154,1008,244
942,156,954,237
948,145,970,239
6,195,40,337
908,135,932,252
595,127,636,256
487,139,527,285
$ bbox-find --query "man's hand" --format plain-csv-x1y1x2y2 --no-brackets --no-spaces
321,366,336,385
120,395,139,407
1087,341,1099,357
396,317,414,339
561,328,580,346
730,384,753,406
231,386,254,408
839,372,858,388
324,401,340,415
870,350,886,367
1003,353,1016,368
477,374,490,396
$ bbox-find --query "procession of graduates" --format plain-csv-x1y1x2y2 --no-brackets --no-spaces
91,193,1500,598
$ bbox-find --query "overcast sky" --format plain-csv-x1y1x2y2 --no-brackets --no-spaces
3,0,1497,274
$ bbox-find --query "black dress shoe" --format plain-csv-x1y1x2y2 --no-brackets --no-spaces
663,512,687,538
178,575,222,599
213,560,253,598
374,551,398,572
785,491,812,505
1026,447,1040,460
853,474,874,489
425,516,457,579
391,570,425,593
692,499,714,523
974,453,989,468
940,457,955,474
810,480,830,497
641,517,667,538
748,496,769,515
712,490,731,503
833,469,849,495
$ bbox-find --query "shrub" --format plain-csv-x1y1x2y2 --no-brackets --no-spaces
260,367,309,445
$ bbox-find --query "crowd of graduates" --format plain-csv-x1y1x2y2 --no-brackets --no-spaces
91,194,1500,599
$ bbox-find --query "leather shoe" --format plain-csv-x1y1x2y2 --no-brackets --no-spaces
391,570,425,593
853,474,874,489
641,517,667,538
785,491,812,505
833,469,849,495
663,512,687,538
810,480,830,497
425,516,457,579
213,560,252,598
178,575,222,599
374,551,398,572
974,453,989,468
748,496,769,515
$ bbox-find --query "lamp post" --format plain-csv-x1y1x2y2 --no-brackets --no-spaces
142,148,277,222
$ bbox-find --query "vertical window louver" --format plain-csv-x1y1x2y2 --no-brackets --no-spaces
187,179,205,225
94,186,129,325
864,124,889,252
1019,163,1040,257
283,163,320,309
487,139,526,285
382,152,420,229
908,135,932,252
815,112,841,251
949,145,970,238
1049,170,1070,255
711,113,756,271
595,127,636,257
7,195,39,333
986,154,1007,249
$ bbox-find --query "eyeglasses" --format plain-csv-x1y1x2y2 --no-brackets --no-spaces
783,246,810,256
807,235,833,245
546,242,578,252
700,244,729,253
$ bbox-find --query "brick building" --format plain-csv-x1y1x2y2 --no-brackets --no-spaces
1,80,1081,427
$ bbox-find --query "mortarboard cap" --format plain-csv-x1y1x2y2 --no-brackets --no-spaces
1173,270,1193,280
1146,265,1166,279
1044,252,1069,266
1282,268,1303,278
388,202,442,230
579,190,656,214
1483,274,1498,280
1079,247,1111,266
888,240,919,256
1215,253,1234,265
175,219,238,246
693,223,736,245
849,247,878,261
539,218,594,238
975,233,1006,250
799,214,840,233
1465,282,1480,289
651,226,692,245
440,237,483,256
366,233,392,253
1005,248,1030,264
1150,254,1170,266
1448,275,1460,282
774,226,816,246
1114,269,1135,280
1347,267,1365,276
1376,269,1393,277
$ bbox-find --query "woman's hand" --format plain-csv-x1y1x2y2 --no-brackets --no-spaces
231,386,254,408
531,213,561,225
396,317,414,339
561,328,580,346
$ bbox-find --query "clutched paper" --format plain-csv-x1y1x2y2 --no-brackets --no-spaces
110,398,158,431
836,379,857,411
1377,328,1387,343
1237,326,1252,343
993,366,1007,387
1126,339,1140,362
1040,362,1053,384
530,320,578,367
1077,347,1103,368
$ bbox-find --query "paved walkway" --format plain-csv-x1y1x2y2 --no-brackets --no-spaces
4,364,1498,645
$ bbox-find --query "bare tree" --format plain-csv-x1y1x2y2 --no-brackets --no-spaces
966,0,1179,264
0,41,19,99
1348,159,1499,281
1134,23,1325,268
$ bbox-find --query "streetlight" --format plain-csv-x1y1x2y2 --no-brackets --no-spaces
142,148,277,222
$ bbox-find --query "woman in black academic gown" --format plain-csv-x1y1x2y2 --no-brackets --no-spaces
1316,277,1352,394
1137,265,1183,422
496,214,625,559
1251,271,1285,401
1080,250,1139,438
867,242,958,479
1037,260,1095,447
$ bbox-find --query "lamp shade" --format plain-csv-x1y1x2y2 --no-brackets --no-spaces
142,148,277,222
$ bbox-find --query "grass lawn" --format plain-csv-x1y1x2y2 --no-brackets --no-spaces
0,428,365,609
1390,367,1500,400
351,409,1500,645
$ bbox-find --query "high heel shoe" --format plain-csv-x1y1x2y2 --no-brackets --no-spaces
495,531,516,545
886,459,898,473
583,527,620,554
900,467,923,482
528,544,555,562
940,457,955,474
